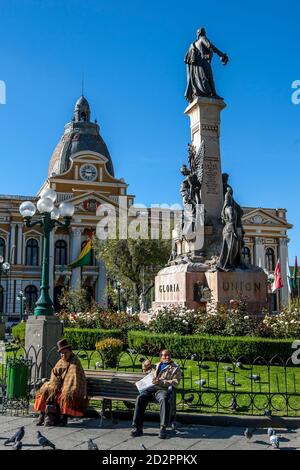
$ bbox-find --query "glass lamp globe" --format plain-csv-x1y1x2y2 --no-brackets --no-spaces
40,188,57,202
0,255,3,264
59,202,75,217
19,201,36,218
37,197,54,214
2,262,10,271
50,207,60,220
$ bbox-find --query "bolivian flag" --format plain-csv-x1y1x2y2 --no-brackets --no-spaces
69,239,92,268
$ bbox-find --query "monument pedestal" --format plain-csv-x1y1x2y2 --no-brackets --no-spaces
205,271,268,315
153,266,268,315
25,315,63,379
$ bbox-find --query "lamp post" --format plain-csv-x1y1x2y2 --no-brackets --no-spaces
16,290,26,322
19,189,75,316
115,281,121,312
0,255,10,319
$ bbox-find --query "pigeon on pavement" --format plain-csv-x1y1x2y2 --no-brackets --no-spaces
36,431,56,449
87,439,99,450
4,427,25,445
244,428,253,440
270,433,279,449
12,440,22,450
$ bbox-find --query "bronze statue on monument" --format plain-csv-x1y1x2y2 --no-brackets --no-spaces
184,27,228,102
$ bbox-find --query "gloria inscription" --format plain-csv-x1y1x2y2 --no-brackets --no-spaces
159,284,180,293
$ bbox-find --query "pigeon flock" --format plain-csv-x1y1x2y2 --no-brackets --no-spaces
0,423,286,450
243,427,281,449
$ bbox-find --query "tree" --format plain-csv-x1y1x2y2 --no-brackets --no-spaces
93,237,171,311
59,287,93,314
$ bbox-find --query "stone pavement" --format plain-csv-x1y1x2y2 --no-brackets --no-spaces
0,414,299,450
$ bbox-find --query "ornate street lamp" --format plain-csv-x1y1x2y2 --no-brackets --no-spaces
16,290,26,321
19,189,74,316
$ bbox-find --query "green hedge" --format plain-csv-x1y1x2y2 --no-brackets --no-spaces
12,322,122,350
128,331,296,362
64,328,122,350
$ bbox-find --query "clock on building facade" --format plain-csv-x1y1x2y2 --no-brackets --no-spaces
80,164,97,181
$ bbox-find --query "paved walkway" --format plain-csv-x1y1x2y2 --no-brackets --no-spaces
0,414,299,450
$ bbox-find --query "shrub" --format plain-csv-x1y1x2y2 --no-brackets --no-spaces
12,322,26,344
128,331,295,362
262,307,300,338
11,322,122,350
64,328,122,350
148,306,203,335
57,310,145,345
95,337,124,367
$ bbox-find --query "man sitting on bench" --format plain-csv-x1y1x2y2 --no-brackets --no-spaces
131,349,181,439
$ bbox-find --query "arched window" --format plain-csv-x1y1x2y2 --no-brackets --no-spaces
55,240,67,265
24,285,38,311
242,246,251,264
266,247,275,271
81,240,93,265
0,237,5,259
25,239,39,266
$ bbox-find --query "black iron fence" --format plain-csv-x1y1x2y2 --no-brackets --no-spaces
1,344,300,417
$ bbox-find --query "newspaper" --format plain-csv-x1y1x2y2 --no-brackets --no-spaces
135,371,155,393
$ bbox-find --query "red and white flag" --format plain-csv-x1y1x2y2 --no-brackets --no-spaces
272,260,284,292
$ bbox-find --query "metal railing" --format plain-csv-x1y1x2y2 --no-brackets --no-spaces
1,346,300,417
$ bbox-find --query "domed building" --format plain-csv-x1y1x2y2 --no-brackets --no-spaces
0,96,135,319
48,96,114,178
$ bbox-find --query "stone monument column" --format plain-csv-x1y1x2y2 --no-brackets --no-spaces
184,97,226,224
279,238,289,306
70,227,82,289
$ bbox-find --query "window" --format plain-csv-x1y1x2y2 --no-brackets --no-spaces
24,285,38,311
25,239,39,266
55,240,67,265
0,237,5,259
242,246,251,264
266,247,275,271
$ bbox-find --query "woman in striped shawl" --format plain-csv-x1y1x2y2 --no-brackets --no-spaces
34,339,88,426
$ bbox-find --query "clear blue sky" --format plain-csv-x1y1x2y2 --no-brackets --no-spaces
0,0,299,262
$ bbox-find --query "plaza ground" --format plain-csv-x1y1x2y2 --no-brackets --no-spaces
0,414,299,451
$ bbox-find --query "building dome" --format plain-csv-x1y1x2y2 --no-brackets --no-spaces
48,96,114,177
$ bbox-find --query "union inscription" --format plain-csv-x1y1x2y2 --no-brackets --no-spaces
222,281,261,293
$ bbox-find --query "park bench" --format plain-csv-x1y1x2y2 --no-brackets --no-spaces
84,369,177,427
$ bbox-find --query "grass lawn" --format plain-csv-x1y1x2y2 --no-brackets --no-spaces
2,346,300,417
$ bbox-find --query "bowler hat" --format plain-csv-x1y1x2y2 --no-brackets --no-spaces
57,339,72,353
